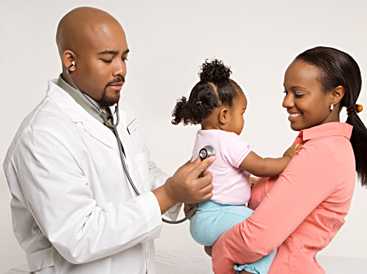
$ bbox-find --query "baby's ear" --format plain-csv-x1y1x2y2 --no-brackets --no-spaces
218,106,230,125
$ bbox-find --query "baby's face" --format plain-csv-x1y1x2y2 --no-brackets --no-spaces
226,90,247,135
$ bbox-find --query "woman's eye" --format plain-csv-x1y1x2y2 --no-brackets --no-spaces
294,91,304,97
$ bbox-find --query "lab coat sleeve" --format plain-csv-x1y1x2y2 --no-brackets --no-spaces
11,128,162,264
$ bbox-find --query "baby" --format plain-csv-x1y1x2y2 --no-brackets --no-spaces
172,59,299,274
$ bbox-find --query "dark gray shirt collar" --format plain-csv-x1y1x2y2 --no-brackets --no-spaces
56,75,112,124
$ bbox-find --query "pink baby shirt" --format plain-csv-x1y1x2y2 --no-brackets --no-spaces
192,129,252,205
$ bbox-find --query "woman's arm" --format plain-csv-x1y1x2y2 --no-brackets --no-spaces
212,142,337,274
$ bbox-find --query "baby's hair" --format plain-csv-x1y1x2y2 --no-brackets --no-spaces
200,59,231,82
172,59,241,125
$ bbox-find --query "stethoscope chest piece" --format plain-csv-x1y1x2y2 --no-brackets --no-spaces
199,145,216,160
163,145,216,225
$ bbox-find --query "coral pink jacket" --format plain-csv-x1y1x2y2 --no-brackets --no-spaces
212,122,356,274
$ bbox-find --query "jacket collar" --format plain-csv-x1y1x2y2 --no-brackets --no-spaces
300,122,353,141
56,76,107,124
47,80,117,149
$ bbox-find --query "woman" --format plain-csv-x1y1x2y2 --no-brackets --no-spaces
211,46,367,274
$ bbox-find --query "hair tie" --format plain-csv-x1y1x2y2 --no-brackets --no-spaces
347,104,363,116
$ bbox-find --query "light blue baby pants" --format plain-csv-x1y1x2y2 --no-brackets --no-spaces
190,201,276,274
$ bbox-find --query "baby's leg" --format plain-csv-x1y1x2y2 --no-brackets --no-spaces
190,201,253,246
190,201,276,274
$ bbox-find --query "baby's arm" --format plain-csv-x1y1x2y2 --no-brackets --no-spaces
240,143,300,177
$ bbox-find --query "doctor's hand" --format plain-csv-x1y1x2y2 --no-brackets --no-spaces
153,157,214,214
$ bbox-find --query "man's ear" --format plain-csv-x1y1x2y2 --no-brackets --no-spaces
218,106,231,126
63,50,77,72
330,85,345,106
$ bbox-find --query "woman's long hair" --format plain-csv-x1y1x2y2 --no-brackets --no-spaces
296,46,367,186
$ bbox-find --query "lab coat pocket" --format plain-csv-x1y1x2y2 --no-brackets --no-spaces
126,119,145,152
27,247,56,274
126,118,138,135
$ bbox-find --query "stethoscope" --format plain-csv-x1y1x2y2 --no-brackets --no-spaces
101,105,215,224
66,71,216,224
95,102,216,224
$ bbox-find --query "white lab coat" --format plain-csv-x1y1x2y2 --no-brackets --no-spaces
3,80,175,274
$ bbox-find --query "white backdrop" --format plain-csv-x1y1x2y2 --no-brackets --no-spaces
1,0,367,273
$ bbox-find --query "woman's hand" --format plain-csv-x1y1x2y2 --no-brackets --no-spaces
206,246,252,274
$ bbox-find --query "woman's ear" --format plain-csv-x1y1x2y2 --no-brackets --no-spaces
330,85,345,106
218,106,231,126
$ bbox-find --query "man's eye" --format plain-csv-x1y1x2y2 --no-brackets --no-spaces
101,59,113,63
122,56,128,62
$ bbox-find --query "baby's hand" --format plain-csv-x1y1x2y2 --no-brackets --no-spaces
283,143,302,158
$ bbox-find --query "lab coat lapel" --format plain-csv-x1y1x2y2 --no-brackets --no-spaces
47,80,115,149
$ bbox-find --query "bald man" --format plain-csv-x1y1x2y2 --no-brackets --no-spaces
3,7,213,274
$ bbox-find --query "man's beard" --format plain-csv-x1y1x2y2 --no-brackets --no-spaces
99,88,120,107
99,75,124,107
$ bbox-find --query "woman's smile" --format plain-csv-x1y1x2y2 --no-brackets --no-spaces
287,111,302,122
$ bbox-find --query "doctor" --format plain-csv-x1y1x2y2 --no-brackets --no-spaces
3,7,214,274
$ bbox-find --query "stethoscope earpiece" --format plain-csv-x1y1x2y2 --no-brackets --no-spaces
68,61,76,72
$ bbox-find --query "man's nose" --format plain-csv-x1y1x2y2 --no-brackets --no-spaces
113,59,126,77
